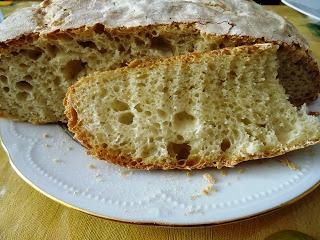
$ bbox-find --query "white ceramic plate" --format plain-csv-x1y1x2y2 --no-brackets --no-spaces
282,0,320,22
1,100,320,225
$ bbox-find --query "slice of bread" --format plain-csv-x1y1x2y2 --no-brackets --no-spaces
64,44,320,169
0,0,319,123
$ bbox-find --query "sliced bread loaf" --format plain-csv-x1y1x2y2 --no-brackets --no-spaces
0,0,319,123
64,44,320,169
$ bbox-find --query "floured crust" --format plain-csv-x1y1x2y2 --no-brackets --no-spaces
0,0,308,47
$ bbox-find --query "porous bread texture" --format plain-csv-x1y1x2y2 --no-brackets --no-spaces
65,44,320,170
0,0,319,124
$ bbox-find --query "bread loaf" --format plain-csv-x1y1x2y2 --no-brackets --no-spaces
0,0,319,123
64,44,320,169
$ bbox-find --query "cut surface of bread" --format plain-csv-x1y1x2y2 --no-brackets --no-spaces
65,44,320,170
0,0,319,123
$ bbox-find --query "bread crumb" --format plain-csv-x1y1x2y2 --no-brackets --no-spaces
202,185,216,195
190,194,201,200
220,169,228,176
120,169,132,177
88,163,97,169
43,133,50,138
52,159,63,164
203,173,216,184
201,173,216,196
95,173,104,182
279,159,300,171
308,111,320,116
184,207,203,215
186,171,192,177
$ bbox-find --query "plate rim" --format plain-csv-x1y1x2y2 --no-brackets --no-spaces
1,134,320,227
281,0,320,21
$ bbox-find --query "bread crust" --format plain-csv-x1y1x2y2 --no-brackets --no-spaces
64,45,320,170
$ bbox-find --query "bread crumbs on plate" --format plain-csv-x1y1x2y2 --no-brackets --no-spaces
203,173,216,184
119,169,132,177
87,163,97,169
42,133,50,138
279,158,300,171
190,194,201,200
202,184,216,195
52,159,63,164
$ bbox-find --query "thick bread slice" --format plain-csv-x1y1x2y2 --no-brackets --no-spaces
0,0,319,123
65,44,320,170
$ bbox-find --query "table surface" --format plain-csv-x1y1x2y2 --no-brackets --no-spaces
0,3,320,240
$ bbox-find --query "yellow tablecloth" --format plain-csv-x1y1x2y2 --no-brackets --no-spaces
0,3,320,239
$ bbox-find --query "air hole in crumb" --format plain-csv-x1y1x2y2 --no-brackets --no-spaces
145,111,151,116
63,60,86,81
102,143,107,148
19,63,27,68
53,77,60,85
229,70,236,79
0,75,7,84
98,48,108,54
111,100,129,112
135,37,145,46
93,23,105,34
24,75,32,81
150,36,173,53
113,85,120,92
167,142,191,160
16,81,32,91
134,104,143,112
46,44,59,57
118,112,134,125
177,135,184,141
157,109,167,119
17,92,29,101
137,82,146,87
3,87,9,92
241,118,251,125
77,40,97,49
220,138,231,152
173,111,196,132
118,45,126,52
20,48,43,60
